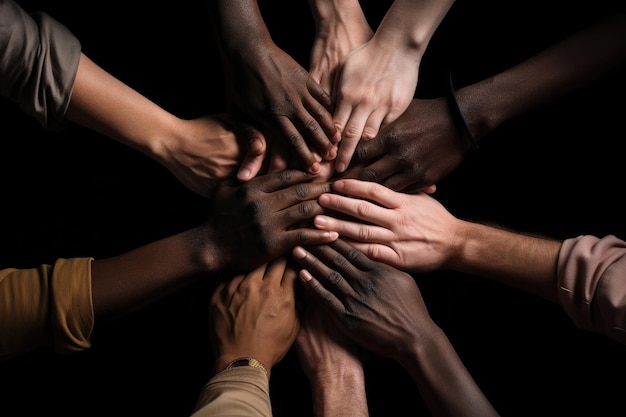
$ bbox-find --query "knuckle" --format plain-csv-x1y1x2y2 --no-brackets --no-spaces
327,270,343,285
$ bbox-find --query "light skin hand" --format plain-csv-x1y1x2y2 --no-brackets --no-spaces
332,39,419,172
156,114,263,197
313,179,458,272
210,258,301,378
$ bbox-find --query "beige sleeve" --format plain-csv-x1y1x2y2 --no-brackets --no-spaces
191,367,273,417
0,257,94,360
557,235,626,344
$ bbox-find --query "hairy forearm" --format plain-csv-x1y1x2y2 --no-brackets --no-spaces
458,12,626,141
451,221,561,303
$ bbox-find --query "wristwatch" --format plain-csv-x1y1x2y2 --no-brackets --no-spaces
225,357,268,374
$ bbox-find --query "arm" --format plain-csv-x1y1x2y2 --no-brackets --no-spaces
205,0,340,176
332,0,455,173
295,299,369,417
0,169,338,360
347,12,626,192
67,54,260,198
0,0,262,198
292,239,499,417
313,178,561,302
191,258,300,417
307,0,373,93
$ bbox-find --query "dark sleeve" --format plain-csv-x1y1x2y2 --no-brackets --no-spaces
0,0,81,130
557,235,626,345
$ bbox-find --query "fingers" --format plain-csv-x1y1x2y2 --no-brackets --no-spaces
332,178,400,209
237,130,268,182
291,245,348,313
313,214,395,244
257,168,320,193
333,108,385,173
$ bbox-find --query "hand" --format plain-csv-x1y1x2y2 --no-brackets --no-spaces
292,239,433,364
222,40,340,173
312,178,458,272
155,114,268,197
331,39,419,173
198,169,339,272
293,239,501,417
344,98,472,193
210,258,301,377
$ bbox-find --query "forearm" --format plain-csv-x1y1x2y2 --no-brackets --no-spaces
451,221,561,303
374,0,454,53
90,229,212,321
66,53,179,159
310,368,369,417
308,0,366,28
404,326,499,417
206,0,272,51
458,12,626,141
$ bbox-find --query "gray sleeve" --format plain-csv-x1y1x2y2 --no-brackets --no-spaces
557,234,626,345
0,0,81,130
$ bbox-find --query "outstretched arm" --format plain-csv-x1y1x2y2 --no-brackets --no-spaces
332,0,455,173
313,179,561,302
347,11,626,192
293,239,499,417
205,0,340,176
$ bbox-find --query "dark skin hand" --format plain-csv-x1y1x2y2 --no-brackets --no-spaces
292,239,500,417
221,41,340,173
198,168,338,272
293,239,429,360
207,0,340,177
344,97,473,193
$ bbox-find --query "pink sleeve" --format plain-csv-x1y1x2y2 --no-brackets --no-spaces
557,235,626,344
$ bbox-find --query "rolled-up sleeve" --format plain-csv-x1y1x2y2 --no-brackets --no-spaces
191,367,272,417
0,0,81,130
0,257,94,361
557,235,626,345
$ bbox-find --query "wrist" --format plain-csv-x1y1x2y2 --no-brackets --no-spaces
215,355,270,378
310,367,368,417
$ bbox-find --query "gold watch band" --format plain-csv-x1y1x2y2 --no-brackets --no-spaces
225,357,268,374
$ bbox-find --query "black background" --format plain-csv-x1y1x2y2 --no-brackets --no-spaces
1,1,626,415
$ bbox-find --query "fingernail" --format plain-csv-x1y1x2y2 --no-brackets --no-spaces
300,269,312,282
293,246,306,259
238,169,251,180
315,216,328,227
336,162,346,172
